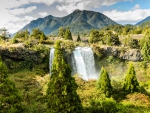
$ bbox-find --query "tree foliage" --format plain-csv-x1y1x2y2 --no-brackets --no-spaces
77,33,81,42
14,29,29,40
30,28,46,41
89,29,100,43
64,28,72,40
123,63,140,94
141,42,150,62
58,27,65,38
46,40,83,113
0,57,24,113
123,36,139,49
103,31,120,46
96,67,112,97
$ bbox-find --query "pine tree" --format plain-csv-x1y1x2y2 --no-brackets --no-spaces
64,28,72,40
141,42,150,62
89,29,100,43
0,57,24,113
96,67,112,97
58,27,65,38
123,63,140,94
77,34,81,42
46,40,83,113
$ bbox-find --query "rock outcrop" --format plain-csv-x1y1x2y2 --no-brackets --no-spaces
93,45,143,61
0,45,49,64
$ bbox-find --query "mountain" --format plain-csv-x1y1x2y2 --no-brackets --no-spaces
136,16,150,25
20,10,118,35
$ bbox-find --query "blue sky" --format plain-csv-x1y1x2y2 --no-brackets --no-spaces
0,0,150,33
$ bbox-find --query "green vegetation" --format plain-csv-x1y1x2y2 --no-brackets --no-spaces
89,29,101,43
123,63,140,94
64,28,73,40
96,67,112,97
0,57,24,113
77,34,81,42
58,27,65,38
46,40,83,113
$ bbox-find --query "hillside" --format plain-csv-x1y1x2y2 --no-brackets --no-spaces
20,10,117,35
138,20,150,28
136,16,150,25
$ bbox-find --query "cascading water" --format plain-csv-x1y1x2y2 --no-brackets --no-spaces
73,47,88,80
49,48,55,74
49,47,97,80
80,47,97,79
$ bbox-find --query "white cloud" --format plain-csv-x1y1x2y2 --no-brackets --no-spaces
56,0,132,13
0,0,29,10
39,12,48,17
132,4,140,10
9,6,37,15
103,9,150,25
56,1,92,14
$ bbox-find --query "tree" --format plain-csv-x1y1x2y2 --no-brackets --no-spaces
64,28,72,40
24,29,30,40
77,33,81,42
89,29,100,43
123,63,140,94
0,57,24,113
96,67,112,97
58,27,65,38
103,31,120,46
30,28,46,40
140,29,150,48
141,42,150,62
46,40,83,113
123,36,139,49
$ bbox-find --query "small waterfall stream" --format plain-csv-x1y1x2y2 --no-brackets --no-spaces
49,47,97,80
49,48,55,74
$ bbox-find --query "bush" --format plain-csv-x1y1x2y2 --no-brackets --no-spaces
88,98,118,113
92,44,103,59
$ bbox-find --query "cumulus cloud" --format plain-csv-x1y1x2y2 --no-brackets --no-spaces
56,1,92,14
9,6,37,15
103,8,150,25
39,12,48,17
56,0,132,13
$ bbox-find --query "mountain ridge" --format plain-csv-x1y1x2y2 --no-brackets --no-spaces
136,16,150,25
20,10,118,35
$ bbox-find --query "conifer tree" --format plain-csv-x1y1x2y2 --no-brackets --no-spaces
64,28,72,40
96,67,112,97
89,29,100,43
123,63,140,94
58,27,65,38
141,42,150,62
46,40,83,113
0,57,23,113
77,34,81,42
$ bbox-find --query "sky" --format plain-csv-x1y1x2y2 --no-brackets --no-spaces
0,0,150,33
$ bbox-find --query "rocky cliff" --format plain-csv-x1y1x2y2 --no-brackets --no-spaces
92,45,143,61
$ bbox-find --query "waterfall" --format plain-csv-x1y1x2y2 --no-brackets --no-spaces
73,47,88,80
49,47,97,80
81,47,97,79
49,48,55,74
